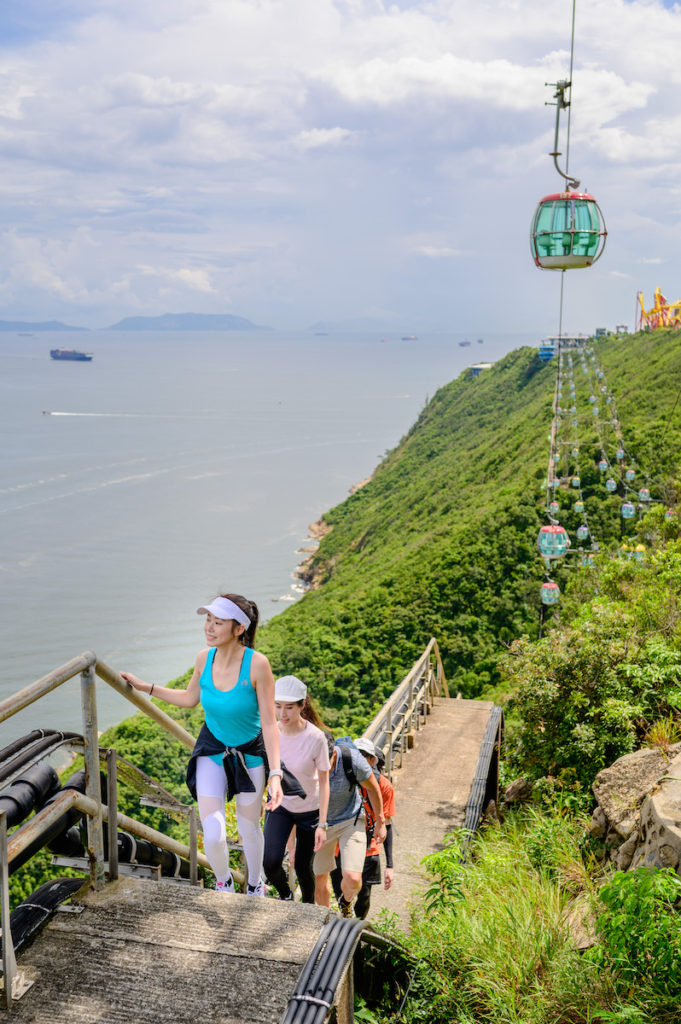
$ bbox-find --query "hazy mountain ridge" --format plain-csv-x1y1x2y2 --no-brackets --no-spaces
0,320,88,331
106,313,268,331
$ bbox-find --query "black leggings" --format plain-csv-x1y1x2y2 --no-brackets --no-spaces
263,806,318,903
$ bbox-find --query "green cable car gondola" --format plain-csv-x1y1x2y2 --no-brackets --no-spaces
530,190,607,270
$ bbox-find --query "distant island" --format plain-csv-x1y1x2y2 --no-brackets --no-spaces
0,319,87,332
106,313,268,331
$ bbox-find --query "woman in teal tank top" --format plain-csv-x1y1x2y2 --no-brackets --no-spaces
122,592,282,896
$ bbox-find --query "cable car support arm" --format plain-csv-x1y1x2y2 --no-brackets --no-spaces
546,80,580,191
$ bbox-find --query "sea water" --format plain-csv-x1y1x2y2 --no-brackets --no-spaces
0,329,531,746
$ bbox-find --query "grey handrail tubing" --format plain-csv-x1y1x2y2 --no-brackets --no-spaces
6,787,215,875
0,650,196,751
365,641,442,752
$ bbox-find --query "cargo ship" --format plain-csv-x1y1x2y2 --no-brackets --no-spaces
50,349,93,362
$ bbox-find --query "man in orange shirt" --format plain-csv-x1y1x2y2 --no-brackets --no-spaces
331,737,395,919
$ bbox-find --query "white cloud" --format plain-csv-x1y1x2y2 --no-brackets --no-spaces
0,0,680,330
295,126,356,150
137,265,218,294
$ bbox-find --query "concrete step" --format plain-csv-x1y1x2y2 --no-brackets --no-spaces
12,877,333,1024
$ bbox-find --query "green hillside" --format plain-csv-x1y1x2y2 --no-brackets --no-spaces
258,329,681,730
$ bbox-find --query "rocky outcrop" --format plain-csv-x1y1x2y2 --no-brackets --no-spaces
590,743,681,872
293,520,332,590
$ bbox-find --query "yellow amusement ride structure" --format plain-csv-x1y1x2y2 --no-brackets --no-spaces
637,287,681,330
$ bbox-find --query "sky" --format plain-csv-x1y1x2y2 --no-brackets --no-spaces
0,0,680,335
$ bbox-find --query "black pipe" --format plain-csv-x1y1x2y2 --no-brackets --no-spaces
0,760,60,828
0,730,49,766
48,824,85,857
6,877,85,955
10,768,97,875
0,731,81,787
282,918,366,1024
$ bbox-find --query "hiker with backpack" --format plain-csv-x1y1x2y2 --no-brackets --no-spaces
331,737,395,919
313,735,386,917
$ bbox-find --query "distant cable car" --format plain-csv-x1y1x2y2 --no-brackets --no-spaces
592,406,599,416
540,580,560,605
665,508,675,522
538,524,570,559
633,544,645,563
625,468,635,482
574,500,584,513
581,552,594,567
549,500,560,516
577,524,589,541
571,447,579,457
530,191,607,270
639,487,651,502
570,405,577,413
606,478,617,492
616,447,625,460
571,476,580,488
589,394,596,403
598,459,607,472
621,502,635,519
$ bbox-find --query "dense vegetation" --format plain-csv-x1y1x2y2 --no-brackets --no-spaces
9,328,681,1021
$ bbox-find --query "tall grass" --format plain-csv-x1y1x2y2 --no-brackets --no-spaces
372,808,672,1024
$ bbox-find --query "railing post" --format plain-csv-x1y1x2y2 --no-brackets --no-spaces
407,676,416,748
106,748,119,882
81,663,105,890
189,806,199,886
385,704,393,778
0,809,16,1009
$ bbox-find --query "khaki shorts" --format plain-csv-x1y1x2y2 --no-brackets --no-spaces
314,815,367,875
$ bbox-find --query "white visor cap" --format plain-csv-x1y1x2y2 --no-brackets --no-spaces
196,597,251,629
275,675,307,702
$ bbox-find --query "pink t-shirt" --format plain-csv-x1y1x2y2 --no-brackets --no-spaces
280,721,331,814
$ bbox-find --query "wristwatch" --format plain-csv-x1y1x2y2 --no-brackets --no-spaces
317,822,328,829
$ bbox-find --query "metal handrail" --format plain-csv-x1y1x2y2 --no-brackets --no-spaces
0,652,203,1009
363,638,448,777
0,651,196,751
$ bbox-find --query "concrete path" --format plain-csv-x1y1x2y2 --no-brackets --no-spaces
11,877,334,1024
367,697,495,929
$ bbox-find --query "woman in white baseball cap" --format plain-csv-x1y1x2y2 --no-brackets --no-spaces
122,592,283,897
262,675,331,902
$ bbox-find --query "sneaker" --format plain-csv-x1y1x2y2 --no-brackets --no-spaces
215,874,235,894
279,892,294,902
338,896,354,918
247,880,266,897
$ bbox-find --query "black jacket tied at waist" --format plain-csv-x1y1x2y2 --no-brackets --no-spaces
186,723,306,802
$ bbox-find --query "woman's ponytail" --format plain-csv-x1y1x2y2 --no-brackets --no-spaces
220,592,259,647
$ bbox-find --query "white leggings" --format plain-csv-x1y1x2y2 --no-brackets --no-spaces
196,756,266,887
